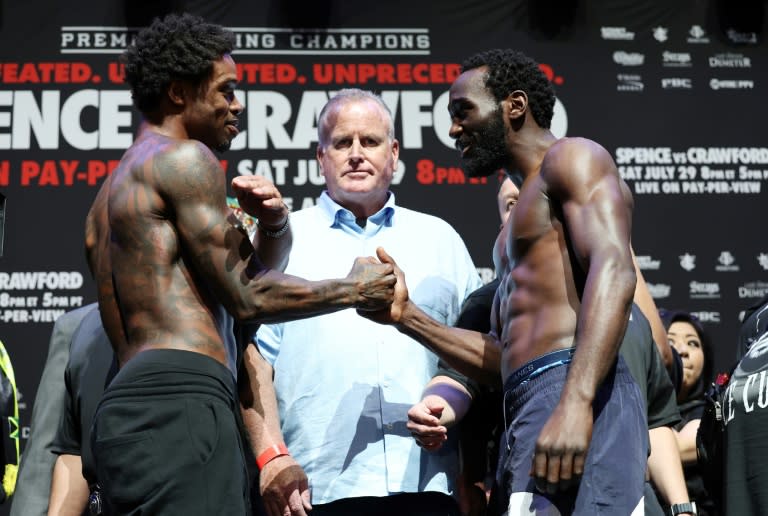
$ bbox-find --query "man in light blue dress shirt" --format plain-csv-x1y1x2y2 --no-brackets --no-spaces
243,88,482,516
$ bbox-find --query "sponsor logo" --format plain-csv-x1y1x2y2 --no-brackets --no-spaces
709,52,752,68
636,255,661,270
60,26,432,55
726,29,758,45
617,73,644,92
716,250,740,271
690,281,721,299
647,283,671,299
710,78,754,90
601,27,635,40
738,281,768,299
679,253,696,271
653,27,669,42
613,51,645,66
758,253,768,270
692,311,721,323
662,51,692,67
687,25,710,43
662,77,692,89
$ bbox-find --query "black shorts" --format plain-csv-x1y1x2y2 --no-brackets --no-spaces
91,349,249,516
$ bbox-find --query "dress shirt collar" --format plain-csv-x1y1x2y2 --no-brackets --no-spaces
317,191,396,235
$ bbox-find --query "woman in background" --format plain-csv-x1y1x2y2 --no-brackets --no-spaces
660,309,717,516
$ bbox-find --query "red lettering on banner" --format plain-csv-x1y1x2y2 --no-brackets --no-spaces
538,64,564,85
414,160,488,185
20,160,120,186
86,160,120,185
108,62,125,84
0,161,8,186
0,62,94,84
237,64,298,84
312,63,460,85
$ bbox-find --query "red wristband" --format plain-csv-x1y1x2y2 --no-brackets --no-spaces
256,443,289,470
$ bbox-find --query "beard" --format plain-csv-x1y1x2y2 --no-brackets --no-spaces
215,138,232,153
461,109,508,178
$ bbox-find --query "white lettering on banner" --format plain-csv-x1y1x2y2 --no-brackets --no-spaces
0,272,85,324
647,283,671,298
236,158,406,186
0,309,67,323
661,77,692,89
60,27,431,55
614,146,768,195
690,281,721,299
601,27,635,40
691,311,720,323
0,88,569,152
739,282,768,299
636,255,661,270
0,90,133,149
662,51,692,67
0,271,84,290
709,53,751,68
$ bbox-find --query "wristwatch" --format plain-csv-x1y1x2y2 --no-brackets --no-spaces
670,501,697,515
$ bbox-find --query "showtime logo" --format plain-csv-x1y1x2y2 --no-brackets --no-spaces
710,78,754,90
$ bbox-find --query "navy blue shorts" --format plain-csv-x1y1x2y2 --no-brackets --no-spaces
497,352,647,515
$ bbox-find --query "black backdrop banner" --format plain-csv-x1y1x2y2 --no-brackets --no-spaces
0,0,766,468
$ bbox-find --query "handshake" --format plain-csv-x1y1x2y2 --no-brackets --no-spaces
346,247,407,323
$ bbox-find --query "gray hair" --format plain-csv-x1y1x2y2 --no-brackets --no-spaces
317,88,395,148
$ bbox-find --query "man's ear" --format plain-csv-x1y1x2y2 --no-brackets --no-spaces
167,80,186,108
503,90,528,123
390,138,400,163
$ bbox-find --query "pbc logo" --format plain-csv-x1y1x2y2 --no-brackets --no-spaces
692,311,721,323
662,78,692,89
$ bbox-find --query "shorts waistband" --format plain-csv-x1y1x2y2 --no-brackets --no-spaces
102,349,236,405
503,347,575,393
